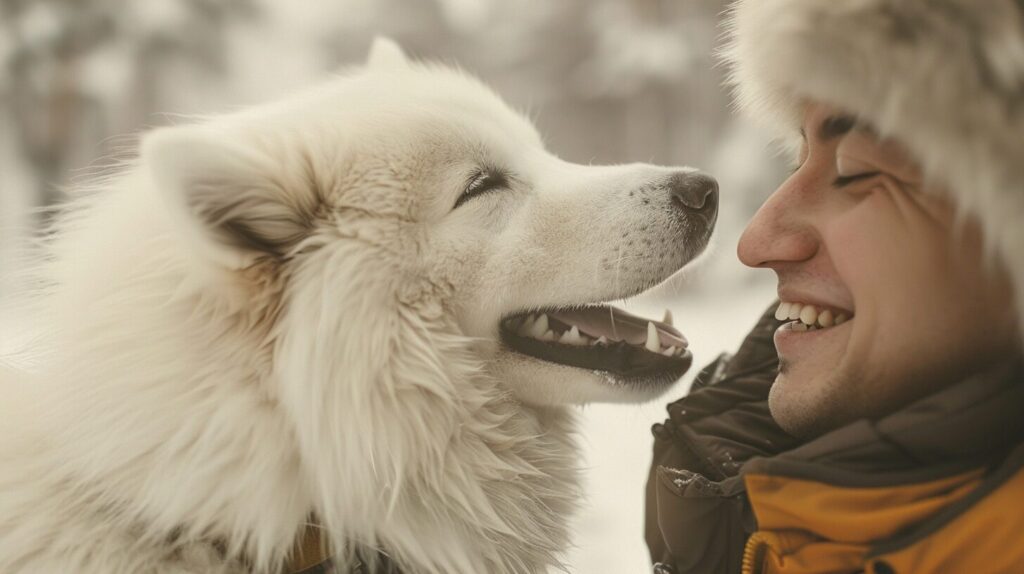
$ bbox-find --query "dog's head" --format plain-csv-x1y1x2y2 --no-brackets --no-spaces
143,38,717,409
138,38,717,571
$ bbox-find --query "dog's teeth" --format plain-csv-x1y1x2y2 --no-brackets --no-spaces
517,315,535,336
558,325,587,346
661,346,677,356
594,336,608,346
662,309,673,327
541,329,557,342
645,322,660,352
528,314,549,338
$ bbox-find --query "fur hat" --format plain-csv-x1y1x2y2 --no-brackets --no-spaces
722,0,1024,333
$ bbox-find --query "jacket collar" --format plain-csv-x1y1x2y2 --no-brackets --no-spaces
744,359,1024,486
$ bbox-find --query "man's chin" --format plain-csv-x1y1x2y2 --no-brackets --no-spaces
767,371,848,439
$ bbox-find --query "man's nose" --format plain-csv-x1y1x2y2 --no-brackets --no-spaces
669,171,718,218
737,183,817,269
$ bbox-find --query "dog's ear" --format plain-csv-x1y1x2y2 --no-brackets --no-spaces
142,126,314,269
366,36,409,70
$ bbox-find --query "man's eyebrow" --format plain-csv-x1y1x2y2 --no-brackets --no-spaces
817,114,858,141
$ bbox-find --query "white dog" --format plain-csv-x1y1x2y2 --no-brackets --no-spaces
0,39,717,574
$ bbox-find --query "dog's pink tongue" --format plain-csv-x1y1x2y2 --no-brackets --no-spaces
548,307,687,348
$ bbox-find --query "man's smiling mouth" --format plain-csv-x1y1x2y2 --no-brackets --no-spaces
775,301,854,332
499,305,692,381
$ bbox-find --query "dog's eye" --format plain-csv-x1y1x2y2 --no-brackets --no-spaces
455,169,509,209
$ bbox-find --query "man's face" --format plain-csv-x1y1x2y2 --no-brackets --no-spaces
738,102,1017,438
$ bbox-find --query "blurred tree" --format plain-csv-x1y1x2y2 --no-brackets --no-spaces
0,0,258,210
0,0,782,291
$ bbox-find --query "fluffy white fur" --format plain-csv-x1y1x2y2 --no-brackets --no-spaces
0,39,706,573
722,0,1024,338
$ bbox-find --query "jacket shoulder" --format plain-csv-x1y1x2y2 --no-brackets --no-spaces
869,444,1024,573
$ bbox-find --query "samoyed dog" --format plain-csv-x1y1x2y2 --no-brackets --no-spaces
0,39,717,574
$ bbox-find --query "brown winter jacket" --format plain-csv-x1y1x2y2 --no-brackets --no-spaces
646,305,1024,574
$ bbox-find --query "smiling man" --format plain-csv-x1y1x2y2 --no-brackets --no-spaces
742,105,1018,440
645,1,1024,573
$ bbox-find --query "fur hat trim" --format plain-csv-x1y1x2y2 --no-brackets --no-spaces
722,0,1024,334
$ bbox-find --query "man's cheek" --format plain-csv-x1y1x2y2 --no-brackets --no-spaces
824,205,897,281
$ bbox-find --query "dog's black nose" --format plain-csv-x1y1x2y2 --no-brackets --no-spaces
669,171,719,213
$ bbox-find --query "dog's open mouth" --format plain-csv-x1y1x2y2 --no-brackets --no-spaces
499,305,692,381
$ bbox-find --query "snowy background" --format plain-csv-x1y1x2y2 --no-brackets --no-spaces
0,1,783,572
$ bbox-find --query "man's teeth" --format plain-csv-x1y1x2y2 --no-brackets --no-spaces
818,309,833,327
511,313,684,356
799,305,817,326
775,302,851,330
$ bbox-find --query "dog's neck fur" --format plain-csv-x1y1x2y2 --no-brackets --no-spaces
1,179,579,574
